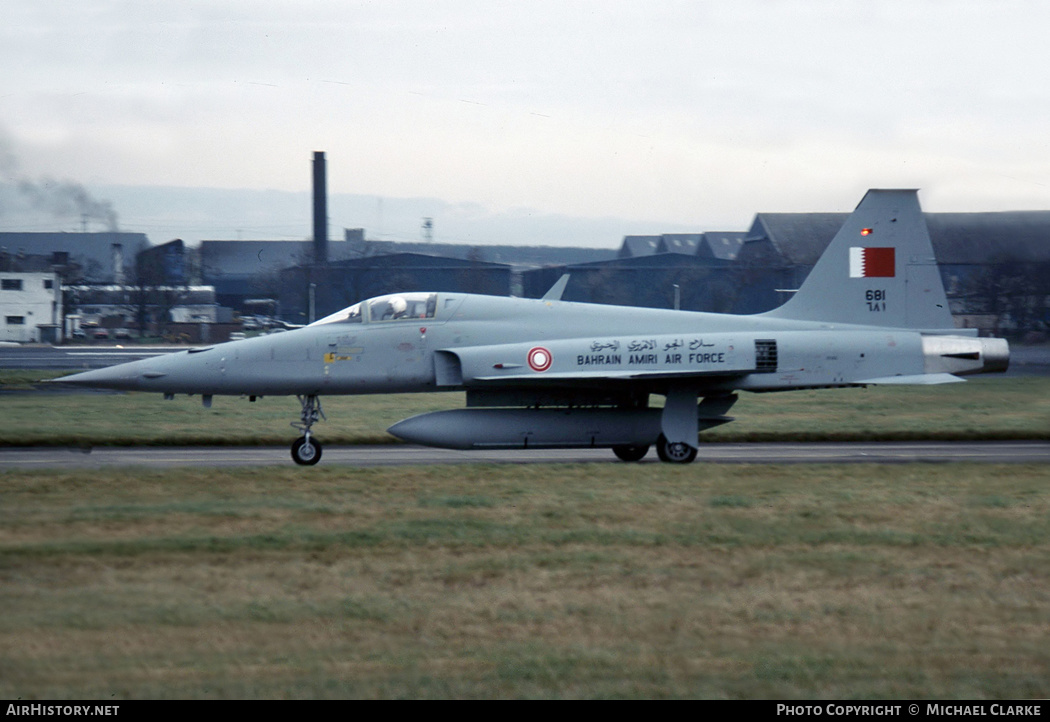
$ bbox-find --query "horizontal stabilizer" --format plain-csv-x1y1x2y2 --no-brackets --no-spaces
856,373,965,385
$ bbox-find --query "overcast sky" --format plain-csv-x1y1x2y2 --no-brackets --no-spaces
3,1,1050,245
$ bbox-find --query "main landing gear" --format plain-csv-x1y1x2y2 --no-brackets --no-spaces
291,394,325,466
612,437,698,463
655,434,698,464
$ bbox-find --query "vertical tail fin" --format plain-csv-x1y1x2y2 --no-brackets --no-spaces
763,189,954,330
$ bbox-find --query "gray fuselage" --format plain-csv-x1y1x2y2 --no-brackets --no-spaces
66,292,1002,399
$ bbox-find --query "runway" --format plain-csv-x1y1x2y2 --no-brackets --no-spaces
2,440,1047,469
0,344,178,371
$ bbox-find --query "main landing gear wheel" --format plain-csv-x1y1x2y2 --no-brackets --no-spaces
612,444,650,462
291,435,322,466
290,394,325,465
656,434,698,464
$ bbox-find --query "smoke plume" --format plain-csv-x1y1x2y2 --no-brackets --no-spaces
16,177,120,231
0,130,120,231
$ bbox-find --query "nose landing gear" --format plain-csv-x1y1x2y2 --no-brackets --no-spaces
291,434,322,465
291,394,325,466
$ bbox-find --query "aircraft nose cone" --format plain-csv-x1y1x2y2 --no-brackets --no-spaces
53,365,138,390
53,358,165,391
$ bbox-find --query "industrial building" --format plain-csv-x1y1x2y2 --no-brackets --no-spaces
199,238,363,310
617,232,746,261
0,232,149,284
0,271,62,343
522,254,736,313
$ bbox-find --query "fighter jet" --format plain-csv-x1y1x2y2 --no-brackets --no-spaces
57,190,1009,465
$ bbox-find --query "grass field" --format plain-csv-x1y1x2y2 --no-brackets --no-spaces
1,462,1048,699
1,373,1047,446
2,371,1047,698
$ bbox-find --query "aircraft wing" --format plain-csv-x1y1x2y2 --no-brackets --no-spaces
854,373,965,385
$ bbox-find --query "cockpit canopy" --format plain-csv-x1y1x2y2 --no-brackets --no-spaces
310,292,438,327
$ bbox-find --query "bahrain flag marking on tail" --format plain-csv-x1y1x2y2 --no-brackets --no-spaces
849,247,895,278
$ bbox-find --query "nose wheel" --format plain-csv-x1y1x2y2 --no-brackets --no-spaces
291,434,322,465
291,394,325,466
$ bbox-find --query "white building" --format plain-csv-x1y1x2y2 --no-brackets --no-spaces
0,272,62,343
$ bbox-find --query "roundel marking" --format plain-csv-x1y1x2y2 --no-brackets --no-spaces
527,346,553,372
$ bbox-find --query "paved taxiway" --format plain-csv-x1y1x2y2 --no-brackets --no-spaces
0,344,175,371
1,441,1047,469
